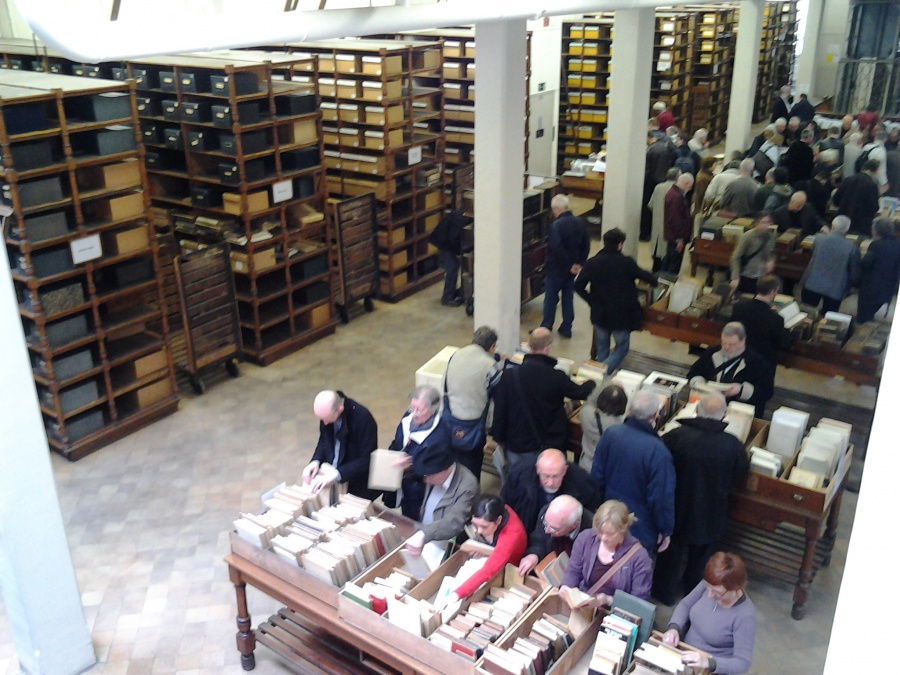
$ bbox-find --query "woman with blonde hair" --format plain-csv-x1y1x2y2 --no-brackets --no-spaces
559,500,652,607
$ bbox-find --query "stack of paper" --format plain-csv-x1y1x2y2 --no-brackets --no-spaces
632,641,687,674
797,437,838,479
749,447,782,477
766,407,809,459
668,280,700,314
788,467,824,489
723,401,756,443
778,301,809,330
817,418,851,455
368,448,406,491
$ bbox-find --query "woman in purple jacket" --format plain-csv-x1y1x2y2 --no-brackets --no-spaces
559,500,652,607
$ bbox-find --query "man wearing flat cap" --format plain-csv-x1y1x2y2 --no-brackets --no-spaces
404,445,479,555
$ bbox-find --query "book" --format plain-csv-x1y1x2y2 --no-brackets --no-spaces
534,551,569,588
368,448,405,491
559,585,593,609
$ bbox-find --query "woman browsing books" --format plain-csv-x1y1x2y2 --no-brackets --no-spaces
440,494,527,604
662,552,756,675
559,500,653,608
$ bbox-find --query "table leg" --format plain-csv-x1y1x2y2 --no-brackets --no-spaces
821,487,845,568
791,522,819,621
230,567,256,670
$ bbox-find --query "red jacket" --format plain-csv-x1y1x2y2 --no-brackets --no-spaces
453,506,527,599
663,185,692,243
657,110,676,131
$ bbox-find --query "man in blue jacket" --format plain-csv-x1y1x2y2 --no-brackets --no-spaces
541,194,590,338
591,390,675,555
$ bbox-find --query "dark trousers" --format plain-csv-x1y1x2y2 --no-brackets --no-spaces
453,445,484,483
662,242,684,274
400,475,425,520
801,288,842,314
652,537,718,605
438,249,460,302
541,270,575,334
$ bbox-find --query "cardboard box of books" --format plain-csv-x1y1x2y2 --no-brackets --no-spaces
339,553,545,674
739,421,853,515
475,590,603,675
230,487,407,608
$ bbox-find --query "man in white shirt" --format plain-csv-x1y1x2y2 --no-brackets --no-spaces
861,130,889,194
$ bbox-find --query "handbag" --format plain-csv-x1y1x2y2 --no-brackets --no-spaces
443,355,488,453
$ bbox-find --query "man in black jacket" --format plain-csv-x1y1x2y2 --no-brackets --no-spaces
491,328,595,471
769,85,792,123
652,393,749,605
858,218,900,324
429,209,471,306
517,494,594,575
575,228,657,373
771,191,826,237
731,275,793,378
833,159,881,235
500,449,601,535
302,390,379,500
541,194,590,338
780,128,815,185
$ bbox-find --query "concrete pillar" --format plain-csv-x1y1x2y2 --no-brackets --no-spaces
473,19,527,353
602,8,655,258
724,0,765,160
0,242,95,672
795,0,826,99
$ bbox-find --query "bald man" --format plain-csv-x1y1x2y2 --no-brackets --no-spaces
518,494,594,575
491,328,596,472
653,393,749,605
771,190,826,238
301,390,379,500
501,448,601,534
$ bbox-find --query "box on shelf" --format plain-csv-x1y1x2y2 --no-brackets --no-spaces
59,408,105,442
231,248,278,274
68,92,132,122
41,313,91,348
223,190,270,215
134,378,173,408
12,176,65,209
21,211,71,243
104,226,150,255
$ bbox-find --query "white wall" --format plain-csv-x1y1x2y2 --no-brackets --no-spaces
812,0,850,99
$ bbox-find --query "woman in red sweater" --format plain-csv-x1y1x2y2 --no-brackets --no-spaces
451,494,527,601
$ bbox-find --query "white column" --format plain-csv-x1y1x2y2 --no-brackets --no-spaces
474,19,527,354
795,0,826,99
724,0,765,160
0,247,95,672
602,8,655,258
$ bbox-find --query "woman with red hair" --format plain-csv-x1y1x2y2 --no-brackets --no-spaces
662,552,756,674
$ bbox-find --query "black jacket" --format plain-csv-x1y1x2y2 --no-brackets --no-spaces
661,417,749,544
491,354,595,455
502,459,601,534
770,95,791,123
834,172,881,235
646,139,676,185
780,140,814,185
859,235,900,321
546,211,590,276
789,98,816,125
311,395,379,500
575,248,657,331
771,202,826,238
429,209,471,255
687,346,773,412
731,298,792,369
524,502,595,560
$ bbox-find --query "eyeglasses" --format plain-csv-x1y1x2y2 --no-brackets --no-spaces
542,516,562,534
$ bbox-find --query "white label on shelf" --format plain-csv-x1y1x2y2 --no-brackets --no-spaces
70,234,102,264
409,145,423,165
272,180,293,204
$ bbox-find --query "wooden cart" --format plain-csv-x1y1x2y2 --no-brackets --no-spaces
331,194,378,323
173,243,242,394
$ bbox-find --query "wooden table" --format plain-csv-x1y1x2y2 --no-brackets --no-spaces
559,173,604,204
690,238,812,282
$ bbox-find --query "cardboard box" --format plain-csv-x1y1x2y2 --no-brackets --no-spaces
361,79,402,102
443,40,462,58
335,54,358,74
417,190,441,211
378,250,408,272
309,303,332,329
223,191,270,215
464,41,476,58
378,227,408,247
336,79,359,99
102,192,145,222
417,49,440,71
292,118,318,145
101,160,142,190
135,378,172,408
381,271,406,295
338,103,360,123
132,349,168,379
364,128,403,150
231,247,277,274
443,62,464,79
362,54,403,77
365,105,404,125
108,226,150,254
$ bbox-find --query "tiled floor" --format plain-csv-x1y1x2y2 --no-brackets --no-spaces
0,243,873,674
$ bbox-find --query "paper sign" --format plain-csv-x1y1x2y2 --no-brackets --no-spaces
409,145,422,165
272,179,293,204
70,234,102,264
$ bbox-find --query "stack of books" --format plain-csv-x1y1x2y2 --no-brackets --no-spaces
480,614,572,675
631,640,690,674
587,629,630,675
722,401,756,443
597,611,640,666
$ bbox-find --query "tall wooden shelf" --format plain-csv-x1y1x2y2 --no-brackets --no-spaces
1,70,178,460
257,39,446,302
754,1,799,123
688,7,736,145
123,51,337,366
557,18,614,173
652,11,695,127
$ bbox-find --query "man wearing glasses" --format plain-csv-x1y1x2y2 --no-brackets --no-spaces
517,495,593,575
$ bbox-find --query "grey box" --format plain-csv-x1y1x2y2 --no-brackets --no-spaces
37,348,95,380
186,130,217,152
72,65,101,78
164,128,182,149
4,140,55,170
181,101,211,123
159,71,177,92
135,96,158,116
301,281,329,305
23,211,70,243
275,92,317,116
52,379,100,414
281,147,319,170
141,122,160,144
2,102,52,135
162,99,180,121
39,282,85,314
72,126,136,157
41,313,91,348
211,102,261,128
31,247,74,278
63,409,105,441
294,176,315,198
219,130,266,156
13,176,65,209
179,71,210,93
210,72,258,96
70,92,132,122
300,255,328,279
113,258,153,287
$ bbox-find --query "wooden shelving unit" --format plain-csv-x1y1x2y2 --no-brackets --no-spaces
262,39,446,302
1,70,178,460
754,1,799,123
123,51,336,366
557,18,613,173
652,11,695,127
687,6,736,145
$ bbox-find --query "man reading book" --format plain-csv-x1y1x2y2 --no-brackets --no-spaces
517,495,592,576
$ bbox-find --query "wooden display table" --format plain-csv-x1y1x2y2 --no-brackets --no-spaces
690,238,811,281
642,299,882,387
560,173,604,204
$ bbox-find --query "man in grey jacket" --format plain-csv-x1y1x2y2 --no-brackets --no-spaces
800,215,861,313
404,445,479,555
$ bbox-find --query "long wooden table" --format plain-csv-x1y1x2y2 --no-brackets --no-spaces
690,237,812,282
